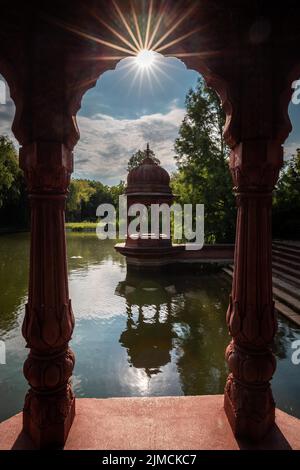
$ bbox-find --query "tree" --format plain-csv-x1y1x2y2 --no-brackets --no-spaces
0,135,29,229
110,180,126,207
173,77,236,243
0,136,21,208
81,180,114,221
273,149,300,238
127,148,160,172
67,179,96,221
66,179,126,222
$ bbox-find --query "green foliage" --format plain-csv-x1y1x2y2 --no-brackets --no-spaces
0,134,127,228
127,148,160,172
65,222,98,231
66,178,125,222
110,180,126,206
0,136,29,230
67,179,96,215
173,77,236,243
273,149,300,238
0,136,21,208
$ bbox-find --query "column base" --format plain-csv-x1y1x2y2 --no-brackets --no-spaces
23,386,75,449
224,376,275,442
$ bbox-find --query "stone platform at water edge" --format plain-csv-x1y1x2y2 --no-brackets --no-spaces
0,395,300,450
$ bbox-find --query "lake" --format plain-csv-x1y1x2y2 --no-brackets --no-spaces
0,232,299,422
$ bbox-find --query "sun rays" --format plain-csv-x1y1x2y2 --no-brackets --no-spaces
92,0,203,59
54,0,209,94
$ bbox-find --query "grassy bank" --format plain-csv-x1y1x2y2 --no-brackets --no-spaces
0,227,29,234
65,222,98,232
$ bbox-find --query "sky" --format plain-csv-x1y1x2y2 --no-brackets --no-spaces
0,54,299,186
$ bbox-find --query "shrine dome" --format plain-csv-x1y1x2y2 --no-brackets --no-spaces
126,144,172,196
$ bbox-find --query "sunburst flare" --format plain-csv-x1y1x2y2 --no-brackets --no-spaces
53,1,214,93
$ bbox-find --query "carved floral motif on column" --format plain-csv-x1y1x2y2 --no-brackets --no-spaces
224,140,283,440
20,142,75,448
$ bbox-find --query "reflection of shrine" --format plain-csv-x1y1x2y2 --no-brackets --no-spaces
116,269,230,391
116,271,179,378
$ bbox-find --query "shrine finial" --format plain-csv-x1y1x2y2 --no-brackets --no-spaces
146,143,150,157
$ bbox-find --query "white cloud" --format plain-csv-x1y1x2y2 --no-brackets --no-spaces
0,77,17,145
284,142,299,161
74,108,185,185
0,73,185,186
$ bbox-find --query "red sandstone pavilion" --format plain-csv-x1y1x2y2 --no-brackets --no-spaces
115,143,184,266
0,0,300,451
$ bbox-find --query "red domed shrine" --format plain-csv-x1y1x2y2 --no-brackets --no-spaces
115,144,184,266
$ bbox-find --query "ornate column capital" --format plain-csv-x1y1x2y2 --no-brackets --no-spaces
19,142,73,194
229,140,284,192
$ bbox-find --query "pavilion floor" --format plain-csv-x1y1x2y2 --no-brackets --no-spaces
0,395,300,450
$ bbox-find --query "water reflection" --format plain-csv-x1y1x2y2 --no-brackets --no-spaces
117,275,178,378
273,317,300,360
0,233,299,422
67,232,126,270
116,270,230,394
0,233,29,334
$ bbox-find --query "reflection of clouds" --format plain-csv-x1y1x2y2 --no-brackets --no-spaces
2,330,27,359
69,262,126,320
120,360,181,396
273,315,300,360
2,233,300,418
0,297,27,340
123,368,151,395
172,322,191,339
72,374,83,394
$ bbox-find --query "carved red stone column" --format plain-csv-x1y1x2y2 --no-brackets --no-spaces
224,140,283,441
20,142,75,449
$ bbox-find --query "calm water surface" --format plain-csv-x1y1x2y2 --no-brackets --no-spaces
0,233,299,422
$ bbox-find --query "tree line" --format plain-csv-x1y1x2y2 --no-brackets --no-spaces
0,77,299,240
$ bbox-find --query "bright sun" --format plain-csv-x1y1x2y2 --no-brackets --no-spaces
60,1,203,92
135,49,156,69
